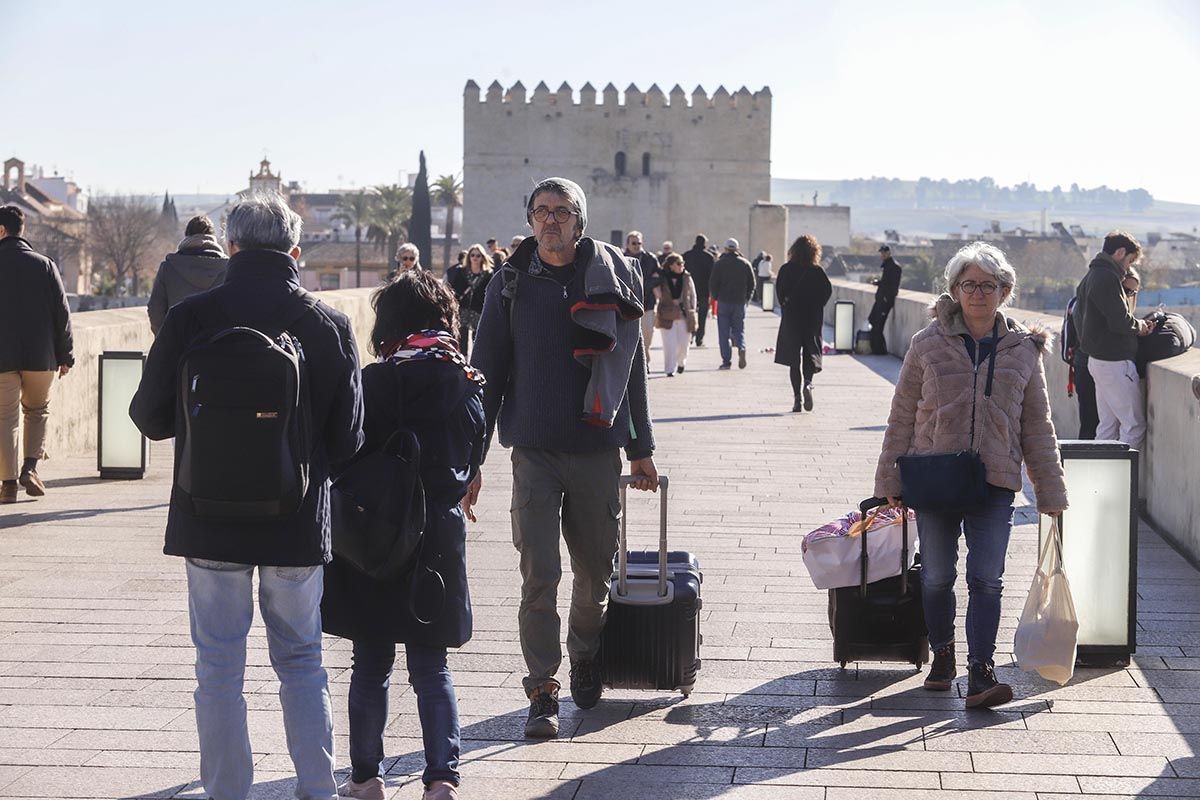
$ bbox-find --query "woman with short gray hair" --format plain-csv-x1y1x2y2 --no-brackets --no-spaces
874,241,1067,709
396,243,422,273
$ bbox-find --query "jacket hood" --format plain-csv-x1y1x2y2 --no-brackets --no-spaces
164,250,230,290
177,233,227,259
928,293,1052,352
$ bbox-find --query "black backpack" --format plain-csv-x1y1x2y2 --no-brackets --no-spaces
1060,296,1079,364
177,288,319,519
1138,310,1197,367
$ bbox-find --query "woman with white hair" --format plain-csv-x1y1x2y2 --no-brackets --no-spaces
874,241,1068,709
396,243,422,274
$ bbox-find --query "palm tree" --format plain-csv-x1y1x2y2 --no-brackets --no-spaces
367,184,413,273
432,174,463,272
332,188,377,288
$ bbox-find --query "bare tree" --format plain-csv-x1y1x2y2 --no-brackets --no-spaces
89,195,170,296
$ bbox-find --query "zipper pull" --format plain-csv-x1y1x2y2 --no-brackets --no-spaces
562,286,568,299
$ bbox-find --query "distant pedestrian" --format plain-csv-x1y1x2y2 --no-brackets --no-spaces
754,251,774,304
322,270,485,800
486,238,504,270
510,235,525,252
774,236,831,412
0,205,74,504
658,240,675,263
709,237,755,370
868,244,902,354
397,242,423,273
1073,231,1152,453
458,243,493,356
683,234,716,347
654,253,698,376
130,195,364,800
147,215,229,336
625,231,661,367
875,241,1067,710
465,177,657,740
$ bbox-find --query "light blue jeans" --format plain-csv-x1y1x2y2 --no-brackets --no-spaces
186,559,337,800
716,303,747,366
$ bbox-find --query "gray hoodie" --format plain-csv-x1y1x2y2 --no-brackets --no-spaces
147,234,229,335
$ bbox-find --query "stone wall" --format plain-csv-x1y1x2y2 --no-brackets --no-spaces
825,278,1200,566
42,288,377,462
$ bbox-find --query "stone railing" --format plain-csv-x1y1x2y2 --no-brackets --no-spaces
825,278,1200,565
43,288,377,461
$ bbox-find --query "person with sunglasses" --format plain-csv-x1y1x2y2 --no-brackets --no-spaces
875,241,1067,709
1073,230,1153,454
396,242,423,274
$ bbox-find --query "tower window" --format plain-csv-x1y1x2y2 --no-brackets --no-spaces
642,153,651,176
614,152,626,177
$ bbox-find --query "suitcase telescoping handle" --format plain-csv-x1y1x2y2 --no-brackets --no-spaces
617,474,670,600
858,496,909,598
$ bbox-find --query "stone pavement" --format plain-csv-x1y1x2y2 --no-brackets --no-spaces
1,308,1199,799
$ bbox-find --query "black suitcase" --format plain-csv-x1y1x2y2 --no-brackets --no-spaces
829,497,929,669
601,475,702,697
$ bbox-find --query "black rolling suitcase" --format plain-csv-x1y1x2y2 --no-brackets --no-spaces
600,475,702,697
829,497,929,669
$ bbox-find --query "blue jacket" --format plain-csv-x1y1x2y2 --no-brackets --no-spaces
471,236,655,462
129,249,364,566
321,358,485,647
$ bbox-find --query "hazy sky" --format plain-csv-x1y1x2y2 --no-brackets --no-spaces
8,0,1199,202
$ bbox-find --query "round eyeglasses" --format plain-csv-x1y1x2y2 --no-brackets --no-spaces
957,280,999,296
531,206,578,224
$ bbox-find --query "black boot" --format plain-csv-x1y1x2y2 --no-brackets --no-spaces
792,396,804,413
802,383,814,411
569,658,603,710
923,644,955,691
524,683,560,738
965,662,1013,709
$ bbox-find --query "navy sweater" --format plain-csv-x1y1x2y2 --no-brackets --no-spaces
470,237,655,462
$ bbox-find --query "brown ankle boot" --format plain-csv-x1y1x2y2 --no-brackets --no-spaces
924,644,956,691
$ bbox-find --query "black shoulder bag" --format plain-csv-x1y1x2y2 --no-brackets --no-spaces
896,320,998,514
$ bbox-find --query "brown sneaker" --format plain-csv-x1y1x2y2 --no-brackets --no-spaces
19,469,45,497
0,483,16,504
924,644,956,691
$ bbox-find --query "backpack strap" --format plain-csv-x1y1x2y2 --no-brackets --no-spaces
499,266,519,333
271,287,321,335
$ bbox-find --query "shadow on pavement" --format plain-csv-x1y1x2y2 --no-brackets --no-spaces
0,502,168,529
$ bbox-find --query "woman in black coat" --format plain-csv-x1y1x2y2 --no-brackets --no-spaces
774,234,833,413
323,270,485,800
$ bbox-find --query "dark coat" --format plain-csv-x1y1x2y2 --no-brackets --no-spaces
774,260,832,368
709,251,756,305
683,245,715,297
129,249,364,567
147,235,229,335
627,250,661,309
0,236,74,372
444,264,469,305
1074,253,1140,361
874,257,902,304
321,357,485,647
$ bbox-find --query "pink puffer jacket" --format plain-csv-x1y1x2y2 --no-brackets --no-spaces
874,295,1068,514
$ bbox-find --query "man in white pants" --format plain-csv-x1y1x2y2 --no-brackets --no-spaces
1073,230,1152,453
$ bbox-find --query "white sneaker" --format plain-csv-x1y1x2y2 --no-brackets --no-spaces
338,777,385,800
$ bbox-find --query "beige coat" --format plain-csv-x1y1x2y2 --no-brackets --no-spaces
654,272,698,333
874,295,1068,513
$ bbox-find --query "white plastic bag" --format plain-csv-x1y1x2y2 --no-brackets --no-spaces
1014,517,1079,685
802,506,919,590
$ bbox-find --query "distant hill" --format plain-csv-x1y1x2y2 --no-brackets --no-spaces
771,178,1200,238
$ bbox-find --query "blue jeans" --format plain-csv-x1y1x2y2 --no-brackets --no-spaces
915,486,1015,667
716,303,746,365
186,559,336,800
349,640,460,787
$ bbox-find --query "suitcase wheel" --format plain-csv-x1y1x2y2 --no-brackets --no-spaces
680,685,694,698
839,661,848,670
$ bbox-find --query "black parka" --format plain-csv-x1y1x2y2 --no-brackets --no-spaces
773,260,832,368
0,236,74,372
321,357,485,648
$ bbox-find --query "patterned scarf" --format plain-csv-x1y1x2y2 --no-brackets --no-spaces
380,329,486,385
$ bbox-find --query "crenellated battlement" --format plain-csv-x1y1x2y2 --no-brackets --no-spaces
464,79,771,110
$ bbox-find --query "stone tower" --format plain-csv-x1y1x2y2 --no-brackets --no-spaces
461,80,772,250
248,158,282,196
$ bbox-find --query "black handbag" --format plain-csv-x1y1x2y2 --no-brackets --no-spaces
896,320,998,514
330,427,426,581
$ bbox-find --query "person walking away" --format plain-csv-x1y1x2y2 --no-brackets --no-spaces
0,205,74,504
874,241,1067,709
464,177,657,739
148,215,229,336
322,270,484,800
654,253,698,376
774,236,831,412
868,244,902,354
625,231,660,368
683,235,715,347
708,238,755,370
1073,230,1152,454
129,195,364,800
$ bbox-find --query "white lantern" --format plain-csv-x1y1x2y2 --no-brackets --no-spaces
98,351,148,479
761,281,775,312
1038,440,1138,665
834,301,855,353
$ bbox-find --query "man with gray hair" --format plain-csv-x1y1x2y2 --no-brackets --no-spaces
465,177,657,739
131,193,364,800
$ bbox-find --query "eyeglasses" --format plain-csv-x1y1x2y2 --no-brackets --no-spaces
531,206,578,224
1124,287,1139,297
957,280,999,296
399,255,416,262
